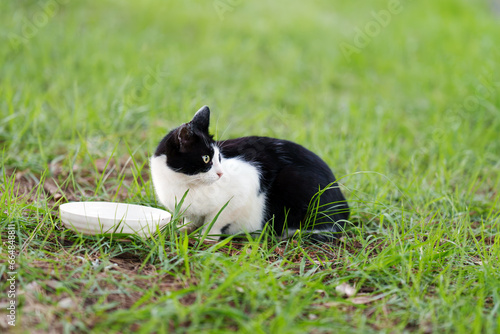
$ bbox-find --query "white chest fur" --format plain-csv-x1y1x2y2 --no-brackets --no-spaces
150,152,266,236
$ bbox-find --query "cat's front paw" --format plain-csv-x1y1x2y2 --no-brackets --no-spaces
176,217,206,234
200,225,225,242
175,217,190,232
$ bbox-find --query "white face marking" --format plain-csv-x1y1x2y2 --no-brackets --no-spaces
200,146,224,184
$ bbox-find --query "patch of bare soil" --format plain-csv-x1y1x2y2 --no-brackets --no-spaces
0,249,196,333
5,155,150,208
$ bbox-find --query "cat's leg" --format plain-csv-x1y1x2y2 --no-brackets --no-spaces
175,217,190,231
196,213,231,241
199,223,226,241
199,218,250,241
177,216,205,234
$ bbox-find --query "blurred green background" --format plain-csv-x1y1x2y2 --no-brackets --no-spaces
2,0,500,211
1,0,499,211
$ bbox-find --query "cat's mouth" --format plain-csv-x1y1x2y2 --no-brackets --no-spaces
209,171,224,183
187,170,224,187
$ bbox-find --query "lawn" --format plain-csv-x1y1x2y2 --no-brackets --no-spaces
1,0,500,333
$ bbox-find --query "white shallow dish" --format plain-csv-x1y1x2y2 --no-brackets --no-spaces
60,202,171,237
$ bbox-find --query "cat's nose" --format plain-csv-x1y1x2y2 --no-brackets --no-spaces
216,171,223,178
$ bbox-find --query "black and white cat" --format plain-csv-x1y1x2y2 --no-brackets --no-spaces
150,106,349,241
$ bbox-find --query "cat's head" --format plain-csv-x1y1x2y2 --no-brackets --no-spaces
151,106,224,185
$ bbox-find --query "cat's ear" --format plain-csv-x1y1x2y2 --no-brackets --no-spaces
176,123,193,151
190,105,210,134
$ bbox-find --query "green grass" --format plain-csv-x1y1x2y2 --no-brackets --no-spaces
1,0,500,332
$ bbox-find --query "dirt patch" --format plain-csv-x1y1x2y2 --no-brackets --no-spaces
3,155,150,208
0,249,198,332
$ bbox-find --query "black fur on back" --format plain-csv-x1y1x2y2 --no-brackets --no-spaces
217,136,349,237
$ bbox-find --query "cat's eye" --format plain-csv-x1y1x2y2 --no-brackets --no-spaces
202,155,210,163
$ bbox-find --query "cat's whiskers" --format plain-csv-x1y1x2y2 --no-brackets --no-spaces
217,122,233,143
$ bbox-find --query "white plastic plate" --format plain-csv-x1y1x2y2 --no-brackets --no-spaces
60,202,171,237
